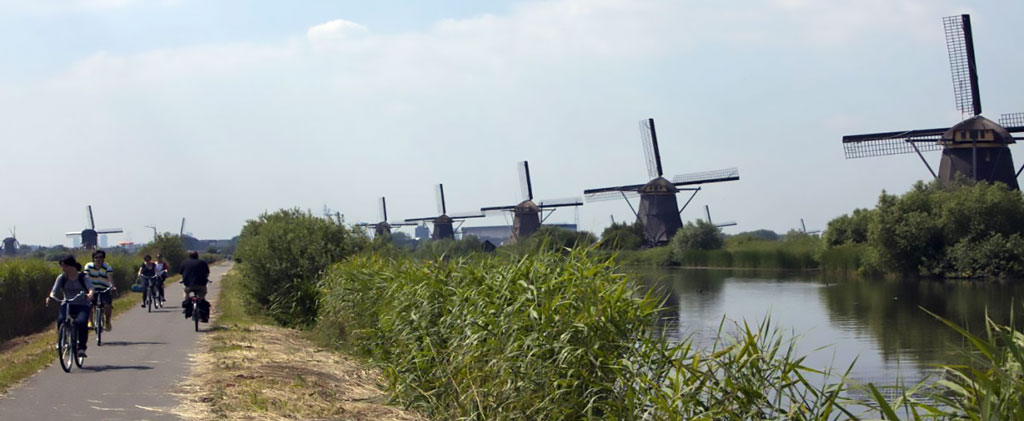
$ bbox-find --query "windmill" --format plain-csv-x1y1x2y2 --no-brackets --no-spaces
800,218,821,235
405,184,485,240
357,197,416,237
2,227,19,257
65,205,122,249
842,14,1023,190
584,118,740,246
704,205,737,228
480,161,583,243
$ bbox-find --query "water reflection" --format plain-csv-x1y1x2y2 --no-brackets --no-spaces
632,267,1024,385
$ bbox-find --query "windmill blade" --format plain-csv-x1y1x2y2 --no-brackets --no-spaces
481,204,517,213
65,232,82,237
537,197,584,208
715,221,738,228
388,222,419,227
944,14,982,117
640,118,663,178
518,161,533,201
449,211,486,220
672,168,740,186
583,189,641,203
1000,113,1024,129
96,228,123,234
435,184,446,215
379,197,388,222
87,205,96,230
842,129,946,158
404,216,437,222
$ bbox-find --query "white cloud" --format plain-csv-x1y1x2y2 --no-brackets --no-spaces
306,19,369,51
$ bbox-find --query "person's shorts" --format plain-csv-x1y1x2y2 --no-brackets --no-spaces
91,289,113,306
184,285,208,299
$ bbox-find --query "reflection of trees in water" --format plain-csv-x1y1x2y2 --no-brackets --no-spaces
633,268,730,326
819,277,1024,365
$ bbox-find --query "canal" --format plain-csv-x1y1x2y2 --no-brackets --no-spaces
634,267,1024,387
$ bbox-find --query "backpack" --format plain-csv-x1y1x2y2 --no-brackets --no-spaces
59,273,88,293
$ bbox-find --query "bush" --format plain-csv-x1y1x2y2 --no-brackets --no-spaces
235,209,368,328
823,208,873,247
598,221,645,250
502,226,598,255
670,220,723,263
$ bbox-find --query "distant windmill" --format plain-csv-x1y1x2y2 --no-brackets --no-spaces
357,197,416,237
2,227,19,257
405,184,485,240
800,219,821,235
65,206,122,249
584,118,740,246
481,161,583,242
842,15,1023,190
704,205,737,228
145,225,158,239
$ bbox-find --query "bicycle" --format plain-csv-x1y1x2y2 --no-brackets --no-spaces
140,274,162,312
90,284,116,346
182,283,211,332
52,291,87,372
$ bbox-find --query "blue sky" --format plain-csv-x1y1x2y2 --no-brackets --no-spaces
2,0,1023,245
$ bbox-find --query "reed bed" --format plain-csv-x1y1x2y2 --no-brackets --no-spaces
0,255,139,343
316,249,864,419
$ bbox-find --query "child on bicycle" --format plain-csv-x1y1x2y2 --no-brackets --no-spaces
46,255,93,358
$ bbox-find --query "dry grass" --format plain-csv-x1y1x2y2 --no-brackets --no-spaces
174,270,422,421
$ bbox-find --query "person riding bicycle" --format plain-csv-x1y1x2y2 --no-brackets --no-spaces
179,250,210,319
83,250,115,331
154,254,169,302
137,255,160,307
46,255,93,358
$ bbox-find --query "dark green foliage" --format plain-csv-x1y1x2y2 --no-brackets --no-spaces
869,181,1024,278
503,226,598,255
670,220,724,260
730,229,780,242
598,221,645,250
823,208,873,247
139,233,187,272
411,236,483,259
235,209,368,328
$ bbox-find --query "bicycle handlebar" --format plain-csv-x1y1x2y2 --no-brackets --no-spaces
49,290,87,304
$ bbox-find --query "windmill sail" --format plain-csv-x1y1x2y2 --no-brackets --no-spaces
1000,113,1024,129
379,197,388,222
842,129,946,158
640,118,663,178
519,161,533,201
944,14,982,117
87,206,96,229
436,184,446,215
671,168,741,186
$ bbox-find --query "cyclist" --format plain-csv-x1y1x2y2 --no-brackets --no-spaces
179,251,210,318
137,255,159,307
46,255,93,358
83,250,115,331
154,254,169,302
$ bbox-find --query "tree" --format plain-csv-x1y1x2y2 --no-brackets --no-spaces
671,220,724,252
598,222,645,250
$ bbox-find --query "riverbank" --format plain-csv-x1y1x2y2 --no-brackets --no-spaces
611,239,866,275
173,269,422,420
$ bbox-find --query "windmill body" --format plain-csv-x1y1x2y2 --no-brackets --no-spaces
842,15,1022,190
405,184,484,240
2,228,18,257
584,118,740,247
481,161,583,243
65,205,123,249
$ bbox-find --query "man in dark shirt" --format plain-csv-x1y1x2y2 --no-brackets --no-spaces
179,250,210,300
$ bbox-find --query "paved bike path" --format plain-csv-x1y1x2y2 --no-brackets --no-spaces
0,263,231,420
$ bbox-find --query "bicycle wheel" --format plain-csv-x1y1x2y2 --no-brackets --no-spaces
73,324,85,368
194,301,199,332
147,287,153,313
58,323,73,373
94,306,103,346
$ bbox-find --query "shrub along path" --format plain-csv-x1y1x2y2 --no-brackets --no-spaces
0,263,230,420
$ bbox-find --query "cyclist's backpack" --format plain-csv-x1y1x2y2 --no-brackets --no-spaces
197,300,211,321
182,300,192,317
58,273,88,292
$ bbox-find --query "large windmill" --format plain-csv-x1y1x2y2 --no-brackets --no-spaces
65,206,122,249
480,161,583,243
842,15,1023,190
584,118,740,246
357,197,416,237
2,227,19,257
405,184,485,240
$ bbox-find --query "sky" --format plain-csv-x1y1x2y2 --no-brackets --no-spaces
2,0,1023,246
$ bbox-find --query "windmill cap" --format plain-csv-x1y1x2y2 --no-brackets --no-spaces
942,115,1015,145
